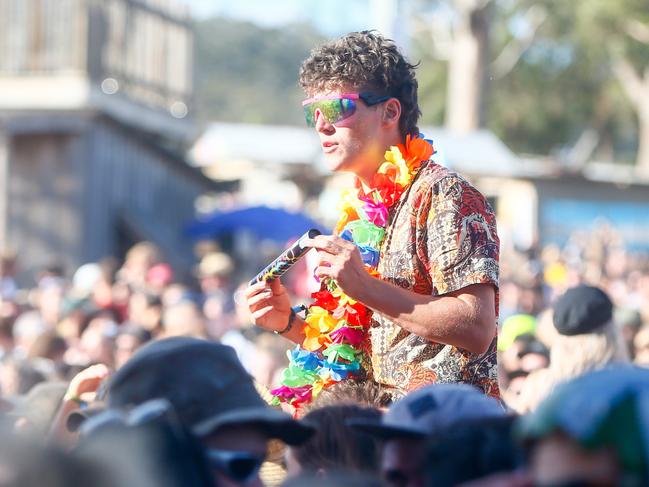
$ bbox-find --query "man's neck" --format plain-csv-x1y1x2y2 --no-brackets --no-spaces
355,133,404,186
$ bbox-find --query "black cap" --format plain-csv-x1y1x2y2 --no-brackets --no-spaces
553,285,613,336
105,337,313,445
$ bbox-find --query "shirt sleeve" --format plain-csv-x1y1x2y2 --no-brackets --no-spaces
417,174,500,295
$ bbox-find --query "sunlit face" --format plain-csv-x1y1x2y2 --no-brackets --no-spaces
309,88,387,177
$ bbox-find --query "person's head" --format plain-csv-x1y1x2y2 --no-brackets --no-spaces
286,405,382,478
306,379,392,411
128,292,163,332
424,416,525,487
105,337,313,487
550,285,629,380
27,330,67,363
119,242,161,288
113,324,151,369
37,280,66,325
299,31,420,180
77,313,118,367
12,311,48,354
71,263,104,301
517,365,649,486
146,263,174,293
351,384,505,487
196,252,234,294
161,300,206,339
515,336,549,373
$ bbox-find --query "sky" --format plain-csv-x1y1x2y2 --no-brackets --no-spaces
178,0,388,36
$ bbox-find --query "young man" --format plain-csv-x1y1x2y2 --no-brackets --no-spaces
246,31,500,399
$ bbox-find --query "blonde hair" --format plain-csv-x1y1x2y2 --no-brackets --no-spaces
549,320,629,380
512,321,629,413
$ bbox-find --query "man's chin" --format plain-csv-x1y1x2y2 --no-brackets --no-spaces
324,156,344,172
324,154,353,173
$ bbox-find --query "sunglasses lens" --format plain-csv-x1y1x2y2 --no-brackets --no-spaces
303,97,356,127
228,457,262,482
208,450,262,484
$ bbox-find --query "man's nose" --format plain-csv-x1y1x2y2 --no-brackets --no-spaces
314,108,334,133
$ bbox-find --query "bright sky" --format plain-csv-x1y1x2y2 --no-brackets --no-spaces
178,0,377,36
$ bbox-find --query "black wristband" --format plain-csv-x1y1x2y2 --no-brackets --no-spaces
275,308,296,335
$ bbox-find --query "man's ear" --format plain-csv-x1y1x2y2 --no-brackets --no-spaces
382,98,401,129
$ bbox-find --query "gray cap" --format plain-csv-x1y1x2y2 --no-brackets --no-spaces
350,383,505,439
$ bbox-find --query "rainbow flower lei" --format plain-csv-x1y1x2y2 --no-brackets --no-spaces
271,134,435,411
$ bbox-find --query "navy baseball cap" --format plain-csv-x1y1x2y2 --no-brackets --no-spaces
350,383,505,439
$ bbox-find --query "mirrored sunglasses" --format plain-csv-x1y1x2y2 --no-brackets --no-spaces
302,92,391,127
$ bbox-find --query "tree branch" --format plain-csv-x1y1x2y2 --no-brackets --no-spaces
491,4,547,79
412,16,453,61
613,57,646,107
625,19,649,45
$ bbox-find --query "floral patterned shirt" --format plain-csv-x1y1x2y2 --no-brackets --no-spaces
369,160,501,399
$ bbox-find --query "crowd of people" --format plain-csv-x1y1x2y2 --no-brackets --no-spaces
0,222,645,486
0,18,646,486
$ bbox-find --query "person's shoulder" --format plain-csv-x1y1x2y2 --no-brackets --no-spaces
413,160,478,195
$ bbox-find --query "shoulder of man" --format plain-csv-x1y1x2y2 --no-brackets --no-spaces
412,160,486,201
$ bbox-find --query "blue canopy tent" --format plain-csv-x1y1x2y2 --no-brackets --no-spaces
186,205,327,243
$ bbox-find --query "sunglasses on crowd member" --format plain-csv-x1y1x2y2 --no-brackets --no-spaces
207,449,265,485
302,92,392,127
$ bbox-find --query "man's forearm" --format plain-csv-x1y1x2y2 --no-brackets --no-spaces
354,275,496,354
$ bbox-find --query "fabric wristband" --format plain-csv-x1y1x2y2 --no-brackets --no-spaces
64,393,87,407
275,308,296,335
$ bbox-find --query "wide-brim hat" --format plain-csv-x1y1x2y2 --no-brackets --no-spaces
106,337,313,445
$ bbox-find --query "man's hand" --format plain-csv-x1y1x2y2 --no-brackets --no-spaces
64,364,110,403
245,278,292,333
303,235,369,300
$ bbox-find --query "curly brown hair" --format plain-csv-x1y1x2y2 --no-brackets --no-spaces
299,30,421,138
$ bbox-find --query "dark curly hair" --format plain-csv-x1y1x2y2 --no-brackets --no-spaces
299,30,421,138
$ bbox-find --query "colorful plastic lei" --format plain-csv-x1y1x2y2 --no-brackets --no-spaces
271,134,435,412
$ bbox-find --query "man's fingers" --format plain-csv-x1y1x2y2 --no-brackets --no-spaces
251,305,274,322
244,280,270,298
269,278,283,294
247,290,273,308
85,364,110,378
314,266,335,279
303,235,347,255
316,252,335,266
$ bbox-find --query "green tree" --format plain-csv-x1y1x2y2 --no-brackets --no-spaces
413,0,641,163
577,0,649,171
193,17,324,125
